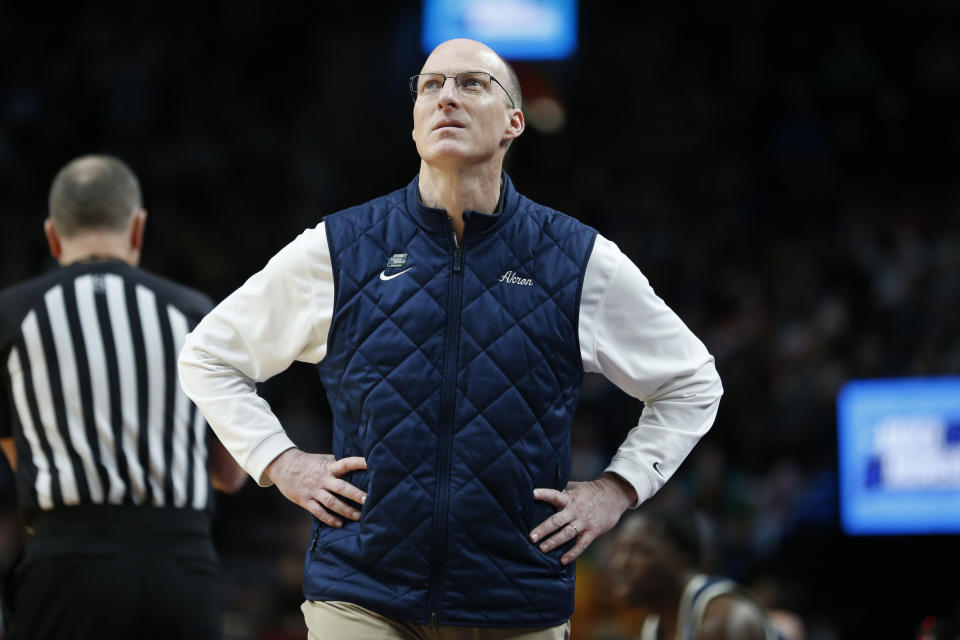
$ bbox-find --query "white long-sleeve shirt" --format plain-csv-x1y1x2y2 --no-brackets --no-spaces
177,222,722,505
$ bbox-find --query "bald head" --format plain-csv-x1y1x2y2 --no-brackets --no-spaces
49,155,142,238
422,39,522,109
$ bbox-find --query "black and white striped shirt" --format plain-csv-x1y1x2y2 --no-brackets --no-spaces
0,261,215,521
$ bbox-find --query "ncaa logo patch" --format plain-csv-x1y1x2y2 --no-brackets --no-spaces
386,253,408,268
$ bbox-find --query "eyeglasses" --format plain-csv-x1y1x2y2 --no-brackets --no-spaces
409,71,516,109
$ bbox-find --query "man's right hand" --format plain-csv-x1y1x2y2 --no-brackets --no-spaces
264,449,368,527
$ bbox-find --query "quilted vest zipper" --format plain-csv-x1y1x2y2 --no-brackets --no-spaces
428,232,463,627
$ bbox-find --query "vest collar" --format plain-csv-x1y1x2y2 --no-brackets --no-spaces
404,171,520,239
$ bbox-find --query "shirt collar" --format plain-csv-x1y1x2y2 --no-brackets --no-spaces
404,171,520,238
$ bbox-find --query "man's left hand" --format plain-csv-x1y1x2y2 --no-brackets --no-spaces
530,472,637,565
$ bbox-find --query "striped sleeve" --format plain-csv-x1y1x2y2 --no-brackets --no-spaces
0,303,14,439
0,357,11,438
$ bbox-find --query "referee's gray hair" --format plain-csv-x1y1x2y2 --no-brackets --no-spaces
48,155,142,237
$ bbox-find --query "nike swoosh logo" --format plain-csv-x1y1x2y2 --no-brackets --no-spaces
379,267,413,281
653,461,665,477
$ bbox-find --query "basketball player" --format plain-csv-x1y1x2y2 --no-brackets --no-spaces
610,507,780,640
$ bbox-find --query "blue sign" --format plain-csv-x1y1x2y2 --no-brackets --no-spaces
422,0,578,60
837,377,960,535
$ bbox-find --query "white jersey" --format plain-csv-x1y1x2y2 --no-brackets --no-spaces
641,574,779,640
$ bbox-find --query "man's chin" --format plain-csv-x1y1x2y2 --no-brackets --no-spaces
423,143,471,161
421,149,490,172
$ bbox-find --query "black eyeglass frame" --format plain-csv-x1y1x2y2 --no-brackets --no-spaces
408,72,516,109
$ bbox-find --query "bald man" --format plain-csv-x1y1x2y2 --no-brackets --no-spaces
179,39,722,639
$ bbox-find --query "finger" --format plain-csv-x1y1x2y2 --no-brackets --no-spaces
331,456,367,476
315,489,362,521
538,521,581,553
305,499,343,528
532,488,567,509
329,478,367,505
530,510,572,543
561,531,596,565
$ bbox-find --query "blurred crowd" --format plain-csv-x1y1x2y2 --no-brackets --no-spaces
1,2,958,639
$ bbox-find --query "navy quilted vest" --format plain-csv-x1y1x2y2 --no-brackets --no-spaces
309,173,597,628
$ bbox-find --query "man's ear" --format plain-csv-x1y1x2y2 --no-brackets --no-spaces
130,209,147,251
44,218,63,261
504,108,525,142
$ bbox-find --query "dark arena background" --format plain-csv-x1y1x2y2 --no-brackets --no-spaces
1,2,958,638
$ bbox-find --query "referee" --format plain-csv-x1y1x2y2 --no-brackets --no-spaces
0,155,245,640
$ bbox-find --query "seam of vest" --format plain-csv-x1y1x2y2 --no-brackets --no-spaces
527,203,596,379
572,230,597,377
320,215,343,364
429,226,462,623
320,193,406,363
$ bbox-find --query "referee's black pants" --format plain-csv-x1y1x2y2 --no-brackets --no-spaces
5,506,221,640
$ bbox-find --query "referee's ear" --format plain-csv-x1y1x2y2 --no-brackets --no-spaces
128,208,147,266
44,218,63,261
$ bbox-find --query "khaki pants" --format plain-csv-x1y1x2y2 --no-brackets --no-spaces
302,600,571,640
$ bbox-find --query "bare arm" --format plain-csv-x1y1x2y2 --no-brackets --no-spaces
1,437,15,472
208,435,246,494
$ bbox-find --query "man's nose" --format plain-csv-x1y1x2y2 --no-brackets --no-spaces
436,77,460,106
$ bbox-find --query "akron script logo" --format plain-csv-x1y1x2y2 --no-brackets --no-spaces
499,271,534,287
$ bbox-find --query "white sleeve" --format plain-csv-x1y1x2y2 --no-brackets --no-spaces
178,222,335,486
579,235,722,506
